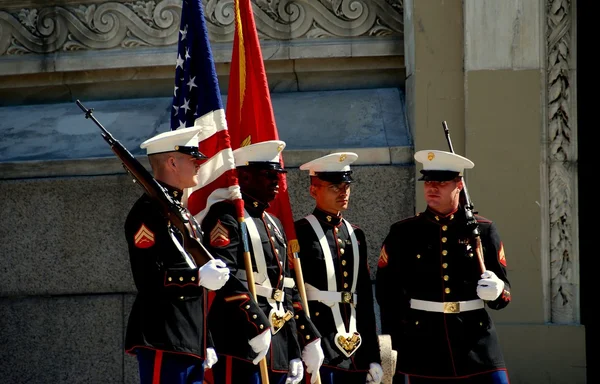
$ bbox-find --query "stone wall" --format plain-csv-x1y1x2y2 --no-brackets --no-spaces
0,162,414,384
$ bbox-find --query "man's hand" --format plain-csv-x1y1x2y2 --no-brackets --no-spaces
198,259,230,290
202,347,218,370
248,330,271,365
301,338,324,384
477,270,504,301
285,358,304,384
366,362,383,384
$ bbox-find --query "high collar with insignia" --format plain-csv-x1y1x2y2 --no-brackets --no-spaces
242,192,270,216
312,207,343,226
422,206,461,224
158,182,184,202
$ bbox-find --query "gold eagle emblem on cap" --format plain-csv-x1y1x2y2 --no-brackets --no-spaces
339,154,347,162
427,152,435,161
277,144,284,152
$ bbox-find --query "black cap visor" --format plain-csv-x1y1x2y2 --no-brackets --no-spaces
418,170,460,181
240,161,287,173
176,145,207,160
315,171,354,184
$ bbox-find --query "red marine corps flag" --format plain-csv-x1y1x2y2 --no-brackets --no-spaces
226,0,300,258
226,3,319,383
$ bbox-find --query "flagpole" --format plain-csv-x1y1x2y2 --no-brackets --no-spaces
289,245,322,384
226,0,317,380
238,217,270,384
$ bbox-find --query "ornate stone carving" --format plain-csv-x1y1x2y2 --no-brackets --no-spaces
546,0,576,324
0,1,181,54
0,0,403,56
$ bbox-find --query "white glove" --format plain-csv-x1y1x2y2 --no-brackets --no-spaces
285,358,304,384
366,362,383,384
249,330,271,365
198,259,230,290
203,347,218,370
477,270,505,301
301,338,324,384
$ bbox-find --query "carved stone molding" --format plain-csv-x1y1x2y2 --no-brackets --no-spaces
546,0,577,324
0,0,403,56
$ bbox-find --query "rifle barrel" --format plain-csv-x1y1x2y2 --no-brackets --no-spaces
76,100,113,140
442,121,455,153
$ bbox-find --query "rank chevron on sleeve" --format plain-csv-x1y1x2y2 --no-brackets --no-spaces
134,224,155,248
210,220,230,247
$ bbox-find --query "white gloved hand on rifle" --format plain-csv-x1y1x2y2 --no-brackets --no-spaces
476,270,504,301
198,259,230,290
285,358,304,384
202,347,218,370
248,330,271,365
366,362,383,384
301,338,324,384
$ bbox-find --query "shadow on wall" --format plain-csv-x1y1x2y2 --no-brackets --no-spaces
0,88,409,162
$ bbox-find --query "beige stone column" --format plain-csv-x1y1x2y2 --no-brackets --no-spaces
404,0,465,210
464,0,546,323
406,0,585,382
463,1,583,382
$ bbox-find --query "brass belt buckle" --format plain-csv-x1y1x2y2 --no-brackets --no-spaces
443,302,460,313
341,291,353,304
272,289,284,302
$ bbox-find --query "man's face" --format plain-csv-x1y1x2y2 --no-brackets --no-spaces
172,153,201,189
239,168,281,203
423,178,462,214
310,180,351,215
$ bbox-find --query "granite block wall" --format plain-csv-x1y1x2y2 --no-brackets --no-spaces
0,164,413,383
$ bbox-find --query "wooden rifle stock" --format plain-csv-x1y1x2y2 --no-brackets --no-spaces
290,252,322,384
76,100,212,267
237,219,270,384
441,121,486,273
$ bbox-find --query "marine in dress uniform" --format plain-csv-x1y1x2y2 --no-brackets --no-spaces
295,153,384,384
376,150,511,384
201,140,323,384
124,127,231,384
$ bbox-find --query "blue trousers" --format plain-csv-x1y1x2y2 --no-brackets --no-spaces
136,348,205,384
317,366,368,384
211,355,287,384
394,370,510,384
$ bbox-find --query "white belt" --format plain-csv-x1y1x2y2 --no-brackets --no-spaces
235,270,295,302
305,284,358,306
410,299,484,313
241,282,284,302
235,270,295,288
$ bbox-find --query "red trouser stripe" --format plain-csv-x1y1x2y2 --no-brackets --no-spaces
225,356,232,384
152,350,163,384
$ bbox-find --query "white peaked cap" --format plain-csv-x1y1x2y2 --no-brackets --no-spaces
140,126,203,157
300,152,358,176
414,150,474,174
233,140,286,167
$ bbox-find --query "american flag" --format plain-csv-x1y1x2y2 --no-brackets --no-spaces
171,0,243,223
